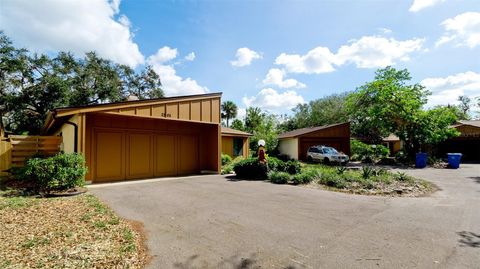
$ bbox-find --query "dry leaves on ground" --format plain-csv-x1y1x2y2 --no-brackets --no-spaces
0,194,148,269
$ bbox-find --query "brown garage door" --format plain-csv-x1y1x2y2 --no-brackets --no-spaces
93,128,199,182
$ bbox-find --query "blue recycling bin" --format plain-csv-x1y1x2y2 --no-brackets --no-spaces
447,153,462,169
415,153,428,168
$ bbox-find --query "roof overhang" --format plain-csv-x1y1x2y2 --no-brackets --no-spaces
278,122,350,139
43,92,222,134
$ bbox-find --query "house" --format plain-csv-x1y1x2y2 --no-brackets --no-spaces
382,134,402,156
278,122,350,161
437,120,480,162
43,93,222,183
221,127,252,159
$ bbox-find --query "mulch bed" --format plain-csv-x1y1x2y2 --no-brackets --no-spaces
0,193,148,268
305,179,437,197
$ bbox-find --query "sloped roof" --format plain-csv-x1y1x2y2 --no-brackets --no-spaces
454,120,480,128
221,127,252,137
43,92,222,134
52,92,222,117
383,134,400,142
278,122,348,139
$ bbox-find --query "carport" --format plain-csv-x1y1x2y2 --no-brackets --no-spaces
437,120,480,162
278,122,351,161
43,93,222,183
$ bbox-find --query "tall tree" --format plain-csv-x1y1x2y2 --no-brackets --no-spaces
0,33,164,134
241,107,278,153
346,66,458,158
230,118,245,131
457,95,471,119
221,101,238,127
244,107,265,133
281,92,350,131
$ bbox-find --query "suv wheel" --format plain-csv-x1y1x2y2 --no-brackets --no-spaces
323,157,330,165
307,156,313,163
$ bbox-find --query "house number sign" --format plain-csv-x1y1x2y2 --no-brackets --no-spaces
161,113,172,118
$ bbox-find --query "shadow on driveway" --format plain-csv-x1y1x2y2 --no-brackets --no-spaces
457,231,480,248
173,254,302,269
468,177,480,184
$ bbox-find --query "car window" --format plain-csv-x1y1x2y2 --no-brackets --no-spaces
309,147,319,153
323,147,338,154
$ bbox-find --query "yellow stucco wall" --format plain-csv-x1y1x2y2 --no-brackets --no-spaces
278,138,299,160
55,115,79,153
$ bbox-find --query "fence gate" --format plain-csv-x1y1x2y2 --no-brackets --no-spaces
0,135,61,173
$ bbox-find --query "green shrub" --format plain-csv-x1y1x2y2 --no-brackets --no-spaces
377,157,396,165
395,150,409,164
268,171,290,184
266,157,286,172
351,139,390,163
276,154,292,162
292,168,320,184
22,153,87,194
222,156,244,174
284,160,301,175
394,172,413,182
221,154,232,166
322,173,347,189
267,157,300,175
336,166,347,175
233,157,268,179
361,166,374,179
359,178,375,189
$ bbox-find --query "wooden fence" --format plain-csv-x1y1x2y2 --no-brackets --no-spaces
0,135,61,173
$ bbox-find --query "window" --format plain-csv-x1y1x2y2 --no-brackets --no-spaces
233,138,244,156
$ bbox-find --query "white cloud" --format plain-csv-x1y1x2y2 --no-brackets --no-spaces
274,36,424,73
421,71,480,107
262,68,306,89
335,36,425,68
436,12,480,48
236,108,247,120
185,52,196,61
231,47,262,67
378,28,393,34
147,47,208,96
148,46,178,64
275,47,336,74
409,0,445,12
0,0,144,67
242,88,305,112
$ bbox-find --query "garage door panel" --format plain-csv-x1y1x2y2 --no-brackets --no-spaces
178,135,199,175
127,133,154,179
95,131,124,181
155,134,177,176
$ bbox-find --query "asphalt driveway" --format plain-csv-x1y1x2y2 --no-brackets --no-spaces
90,165,480,269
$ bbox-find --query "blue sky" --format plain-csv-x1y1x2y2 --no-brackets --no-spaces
1,0,479,117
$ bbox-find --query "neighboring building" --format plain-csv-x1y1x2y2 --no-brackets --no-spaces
382,134,403,156
43,93,222,183
221,127,252,159
437,120,480,162
278,122,350,161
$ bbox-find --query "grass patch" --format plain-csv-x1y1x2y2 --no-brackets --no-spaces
0,196,36,210
20,236,50,249
0,193,147,268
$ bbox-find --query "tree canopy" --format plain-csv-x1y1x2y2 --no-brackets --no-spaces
0,33,163,134
279,92,350,132
221,100,238,127
346,66,458,157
